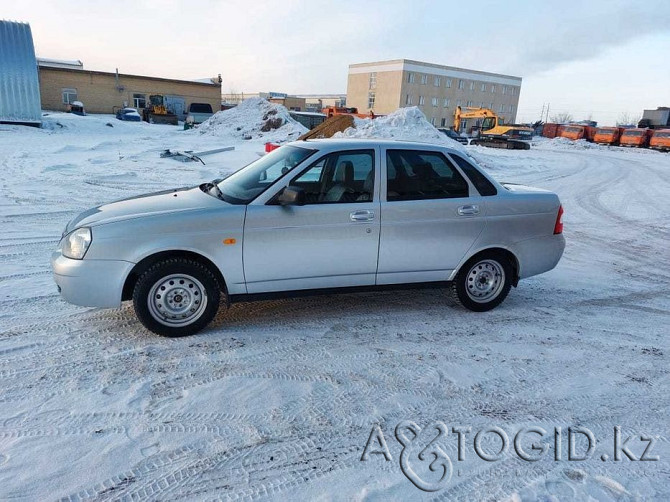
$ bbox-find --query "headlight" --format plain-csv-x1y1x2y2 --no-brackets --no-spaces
62,227,92,259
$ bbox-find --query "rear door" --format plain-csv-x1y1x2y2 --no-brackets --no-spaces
376,148,486,285
243,148,381,293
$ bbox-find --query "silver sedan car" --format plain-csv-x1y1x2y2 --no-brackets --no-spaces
52,139,565,336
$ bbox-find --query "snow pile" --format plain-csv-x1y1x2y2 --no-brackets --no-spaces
334,106,466,152
197,98,308,142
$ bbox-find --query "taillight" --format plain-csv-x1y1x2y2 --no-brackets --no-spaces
553,205,564,234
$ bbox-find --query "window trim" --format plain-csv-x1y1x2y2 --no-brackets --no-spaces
62,88,77,104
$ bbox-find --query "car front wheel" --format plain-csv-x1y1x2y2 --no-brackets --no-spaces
451,253,513,312
133,258,222,337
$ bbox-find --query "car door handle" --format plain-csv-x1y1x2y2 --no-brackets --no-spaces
457,204,480,216
350,210,375,222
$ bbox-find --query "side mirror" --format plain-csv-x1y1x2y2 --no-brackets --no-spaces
278,186,306,206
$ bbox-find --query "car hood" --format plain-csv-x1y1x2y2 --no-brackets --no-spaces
64,186,227,233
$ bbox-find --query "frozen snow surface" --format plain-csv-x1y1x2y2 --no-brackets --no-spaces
336,106,467,152
197,97,307,142
1,113,670,501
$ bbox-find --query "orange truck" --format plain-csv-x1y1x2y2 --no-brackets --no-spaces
559,125,596,141
619,128,653,148
649,129,670,151
322,106,372,119
593,127,626,145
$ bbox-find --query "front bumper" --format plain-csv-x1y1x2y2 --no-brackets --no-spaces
51,252,134,308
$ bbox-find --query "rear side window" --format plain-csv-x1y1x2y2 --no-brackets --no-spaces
189,103,213,113
386,150,468,201
450,154,497,196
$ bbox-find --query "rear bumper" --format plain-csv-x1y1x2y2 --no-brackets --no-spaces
51,252,134,308
515,234,566,279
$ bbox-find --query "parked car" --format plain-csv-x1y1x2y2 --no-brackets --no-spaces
116,107,142,122
186,103,214,124
52,139,565,337
437,127,469,144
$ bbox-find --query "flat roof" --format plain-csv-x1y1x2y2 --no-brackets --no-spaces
37,66,221,87
349,59,522,86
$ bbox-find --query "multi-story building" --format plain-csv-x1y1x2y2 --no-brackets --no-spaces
347,59,522,130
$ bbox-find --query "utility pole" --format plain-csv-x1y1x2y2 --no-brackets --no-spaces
546,103,550,123
540,103,545,123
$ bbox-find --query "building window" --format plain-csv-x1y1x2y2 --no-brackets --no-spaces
502,85,507,95
456,100,462,107
458,80,465,89
420,74,428,85
510,105,515,114
499,104,505,112
466,100,474,107
434,76,441,87
133,93,146,108
407,72,415,84
431,97,438,107
481,83,487,92
419,96,425,106
469,81,475,90
446,78,452,88
443,98,450,108
62,88,77,104
369,72,377,89
368,92,376,109
405,94,413,105
440,118,446,127
490,102,494,109
491,85,496,93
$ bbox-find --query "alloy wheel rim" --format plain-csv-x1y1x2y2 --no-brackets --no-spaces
465,260,505,303
147,274,208,327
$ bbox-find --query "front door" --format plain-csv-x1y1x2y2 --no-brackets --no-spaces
377,148,486,285
243,148,380,293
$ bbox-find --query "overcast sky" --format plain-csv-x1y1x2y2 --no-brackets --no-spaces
4,0,669,125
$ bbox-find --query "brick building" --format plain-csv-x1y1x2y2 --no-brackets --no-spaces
347,59,522,129
38,60,221,119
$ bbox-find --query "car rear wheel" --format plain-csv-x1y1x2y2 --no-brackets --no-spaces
451,252,513,312
133,258,222,337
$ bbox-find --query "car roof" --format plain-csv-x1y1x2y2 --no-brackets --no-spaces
287,137,461,154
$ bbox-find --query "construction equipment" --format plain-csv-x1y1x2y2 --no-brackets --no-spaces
453,106,532,150
638,107,670,130
322,106,373,119
593,127,626,145
649,129,670,151
619,128,653,148
142,94,178,125
559,125,596,141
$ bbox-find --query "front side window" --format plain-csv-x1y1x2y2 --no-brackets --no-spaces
386,150,469,201
290,150,375,204
62,88,77,104
133,93,146,108
216,145,316,204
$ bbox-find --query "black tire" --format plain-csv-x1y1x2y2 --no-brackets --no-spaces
133,258,222,337
450,252,513,312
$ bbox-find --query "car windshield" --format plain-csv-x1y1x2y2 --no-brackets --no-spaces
216,145,316,204
596,129,614,134
623,131,643,137
656,132,670,138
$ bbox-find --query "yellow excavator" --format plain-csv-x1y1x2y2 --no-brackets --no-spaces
453,106,533,150
142,95,178,125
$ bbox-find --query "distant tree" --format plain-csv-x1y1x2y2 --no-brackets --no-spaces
616,112,641,126
550,112,573,124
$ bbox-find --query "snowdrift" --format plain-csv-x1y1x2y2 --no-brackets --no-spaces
198,98,308,141
334,107,466,152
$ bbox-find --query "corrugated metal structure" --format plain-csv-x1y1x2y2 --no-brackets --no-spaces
0,21,42,125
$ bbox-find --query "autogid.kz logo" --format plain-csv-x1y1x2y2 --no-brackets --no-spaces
361,421,660,492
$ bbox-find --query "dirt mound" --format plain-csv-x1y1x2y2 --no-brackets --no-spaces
298,114,355,140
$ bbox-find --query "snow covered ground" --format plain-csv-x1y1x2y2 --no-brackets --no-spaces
1,112,669,501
